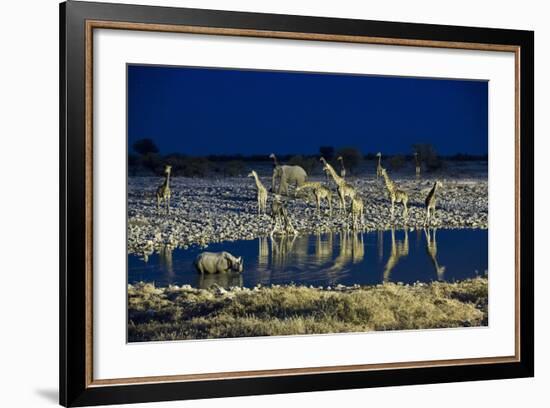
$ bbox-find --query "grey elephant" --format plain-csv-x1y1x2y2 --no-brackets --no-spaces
194,251,244,274
269,153,307,195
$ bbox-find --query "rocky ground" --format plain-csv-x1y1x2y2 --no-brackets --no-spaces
128,166,487,256
127,277,488,341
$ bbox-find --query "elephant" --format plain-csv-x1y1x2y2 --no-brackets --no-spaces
271,165,308,195
194,251,244,274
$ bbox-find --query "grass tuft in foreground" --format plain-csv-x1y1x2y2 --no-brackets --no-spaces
127,278,487,342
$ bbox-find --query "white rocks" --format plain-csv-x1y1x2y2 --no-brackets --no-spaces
127,173,488,255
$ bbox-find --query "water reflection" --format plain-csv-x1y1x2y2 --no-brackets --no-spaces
325,231,365,282
270,234,298,271
383,228,409,282
377,230,384,262
197,272,243,289
128,229,488,288
424,228,446,280
159,245,174,276
314,231,333,264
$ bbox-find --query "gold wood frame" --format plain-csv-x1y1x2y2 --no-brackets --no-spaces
84,20,521,388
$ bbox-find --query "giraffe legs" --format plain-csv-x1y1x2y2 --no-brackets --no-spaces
315,194,321,214
338,190,346,214
424,207,431,226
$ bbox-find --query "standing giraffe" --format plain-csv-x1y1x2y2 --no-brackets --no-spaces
337,156,346,178
424,181,443,226
424,228,446,280
380,167,409,220
383,228,409,282
295,181,332,215
320,157,356,214
351,195,364,229
376,152,383,179
414,152,421,178
248,170,268,215
156,165,172,214
270,194,296,236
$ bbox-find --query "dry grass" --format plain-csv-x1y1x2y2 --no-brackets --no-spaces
128,278,487,342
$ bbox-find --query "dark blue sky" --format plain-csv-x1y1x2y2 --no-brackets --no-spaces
128,65,488,156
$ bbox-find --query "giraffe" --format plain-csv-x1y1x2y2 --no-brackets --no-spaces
376,152,383,179
337,156,346,178
383,228,409,282
351,195,364,229
156,165,172,214
424,181,443,226
270,194,296,236
414,151,421,179
325,230,363,278
424,228,446,280
320,157,356,214
248,170,268,215
380,167,409,220
295,181,332,215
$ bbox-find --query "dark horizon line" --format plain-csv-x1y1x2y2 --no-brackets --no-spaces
128,151,489,158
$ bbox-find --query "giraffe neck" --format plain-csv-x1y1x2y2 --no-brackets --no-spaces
325,163,343,185
378,156,381,167
254,174,263,190
164,172,171,188
382,172,394,192
429,182,438,200
271,155,279,167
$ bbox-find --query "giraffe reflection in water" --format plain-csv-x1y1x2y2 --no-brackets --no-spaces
325,230,365,279
424,228,446,280
129,228,487,288
314,231,333,264
383,228,409,282
159,245,174,276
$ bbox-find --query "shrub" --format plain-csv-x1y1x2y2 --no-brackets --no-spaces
319,146,335,160
133,138,159,155
389,155,406,170
288,155,319,175
223,160,246,177
412,143,444,172
336,147,363,174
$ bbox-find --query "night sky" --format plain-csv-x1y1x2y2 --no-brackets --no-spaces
128,64,488,156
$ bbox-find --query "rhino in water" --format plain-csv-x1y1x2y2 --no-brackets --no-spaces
194,251,244,274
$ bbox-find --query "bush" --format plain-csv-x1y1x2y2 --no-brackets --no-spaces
133,138,159,155
223,160,246,177
319,146,335,160
180,157,212,177
141,152,162,173
288,155,319,175
389,155,406,170
412,143,444,172
336,147,363,174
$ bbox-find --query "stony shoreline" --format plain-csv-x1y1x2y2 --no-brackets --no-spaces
128,171,487,256
128,277,488,342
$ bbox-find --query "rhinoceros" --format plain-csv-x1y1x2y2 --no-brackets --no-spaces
194,251,244,274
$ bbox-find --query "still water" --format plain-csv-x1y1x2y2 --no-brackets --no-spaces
128,229,487,289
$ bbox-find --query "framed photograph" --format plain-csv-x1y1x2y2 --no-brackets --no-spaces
60,1,534,406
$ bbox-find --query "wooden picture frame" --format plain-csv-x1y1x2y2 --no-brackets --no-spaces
60,1,534,406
